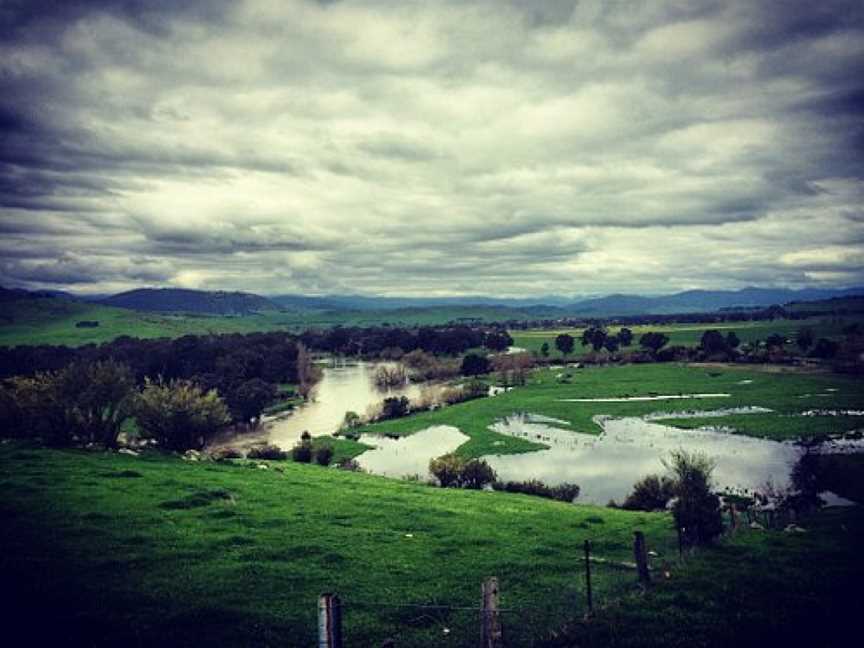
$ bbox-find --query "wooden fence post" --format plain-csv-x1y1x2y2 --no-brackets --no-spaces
481,577,504,648
584,540,593,615
633,531,651,587
318,593,343,648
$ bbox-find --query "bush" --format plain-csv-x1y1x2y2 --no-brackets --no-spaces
664,450,723,545
429,454,464,487
493,479,580,502
210,447,243,461
133,378,230,451
380,396,410,420
292,442,313,463
622,474,677,511
429,455,497,489
460,459,497,489
315,445,334,466
247,444,288,460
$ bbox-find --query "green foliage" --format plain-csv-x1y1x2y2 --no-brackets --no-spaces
292,441,313,463
379,395,410,420
663,449,723,545
428,454,496,489
580,326,608,351
228,378,277,425
133,378,230,451
622,474,677,511
639,331,670,353
460,353,491,376
540,341,550,357
315,445,334,466
247,444,288,461
493,479,581,502
554,333,575,356
1,360,135,447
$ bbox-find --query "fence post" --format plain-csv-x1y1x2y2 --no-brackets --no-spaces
481,577,504,648
584,540,593,615
729,503,738,532
318,593,343,648
633,531,651,587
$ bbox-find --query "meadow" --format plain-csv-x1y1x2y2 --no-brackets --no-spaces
0,298,533,347
1,442,861,647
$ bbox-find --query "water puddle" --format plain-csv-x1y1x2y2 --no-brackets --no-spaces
647,406,773,421
559,393,731,403
355,426,469,479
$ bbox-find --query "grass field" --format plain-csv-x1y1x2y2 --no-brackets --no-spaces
1,442,861,647
356,363,864,455
1,443,672,647
0,298,536,347
509,316,862,359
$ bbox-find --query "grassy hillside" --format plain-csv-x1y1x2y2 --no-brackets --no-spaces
0,297,536,347
1,443,672,647
2,443,861,647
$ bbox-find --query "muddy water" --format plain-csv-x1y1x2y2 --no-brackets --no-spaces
482,414,856,504
267,360,425,447
355,426,470,479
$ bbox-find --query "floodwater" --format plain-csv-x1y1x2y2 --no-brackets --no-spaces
267,360,425,447
484,414,804,504
355,425,470,479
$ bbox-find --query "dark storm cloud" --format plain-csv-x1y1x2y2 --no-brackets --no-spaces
1,0,862,295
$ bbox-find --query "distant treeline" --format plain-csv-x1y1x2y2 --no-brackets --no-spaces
0,325,510,382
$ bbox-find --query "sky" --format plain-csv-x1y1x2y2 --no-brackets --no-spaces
1,0,863,298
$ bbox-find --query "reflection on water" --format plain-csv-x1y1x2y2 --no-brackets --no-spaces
267,360,424,448
356,426,470,479
484,414,811,504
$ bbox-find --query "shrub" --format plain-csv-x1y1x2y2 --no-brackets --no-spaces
336,458,362,471
315,445,334,466
494,479,580,502
429,454,465,487
247,444,288,460
380,396,410,420
460,459,497,489
133,378,230,451
622,474,677,511
292,442,313,463
210,447,244,461
664,449,723,545
373,365,408,389
460,353,491,376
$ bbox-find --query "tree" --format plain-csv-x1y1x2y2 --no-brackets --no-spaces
540,342,550,357
580,326,608,352
766,333,787,349
699,330,729,355
229,378,277,427
461,353,491,376
55,360,136,447
603,336,620,353
618,328,634,347
664,450,722,546
555,333,575,357
725,331,740,349
483,330,513,352
639,332,670,354
796,328,814,353
380,395,410,420
133,379,230,451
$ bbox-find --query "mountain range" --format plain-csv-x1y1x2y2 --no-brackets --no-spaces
4,285,864,317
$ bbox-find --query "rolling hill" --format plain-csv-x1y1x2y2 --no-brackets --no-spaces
100,288,281,315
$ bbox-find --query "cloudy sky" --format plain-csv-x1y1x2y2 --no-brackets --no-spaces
1,0,862,297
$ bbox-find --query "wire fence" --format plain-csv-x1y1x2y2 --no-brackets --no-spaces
310,501,786,647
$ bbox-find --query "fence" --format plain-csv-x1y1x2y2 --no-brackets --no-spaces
311,502,781,647
315,530,667,647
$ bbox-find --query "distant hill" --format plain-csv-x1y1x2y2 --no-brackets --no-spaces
0,286,77,302
269,293,573,311
565,286,864,317
100,288,281,315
